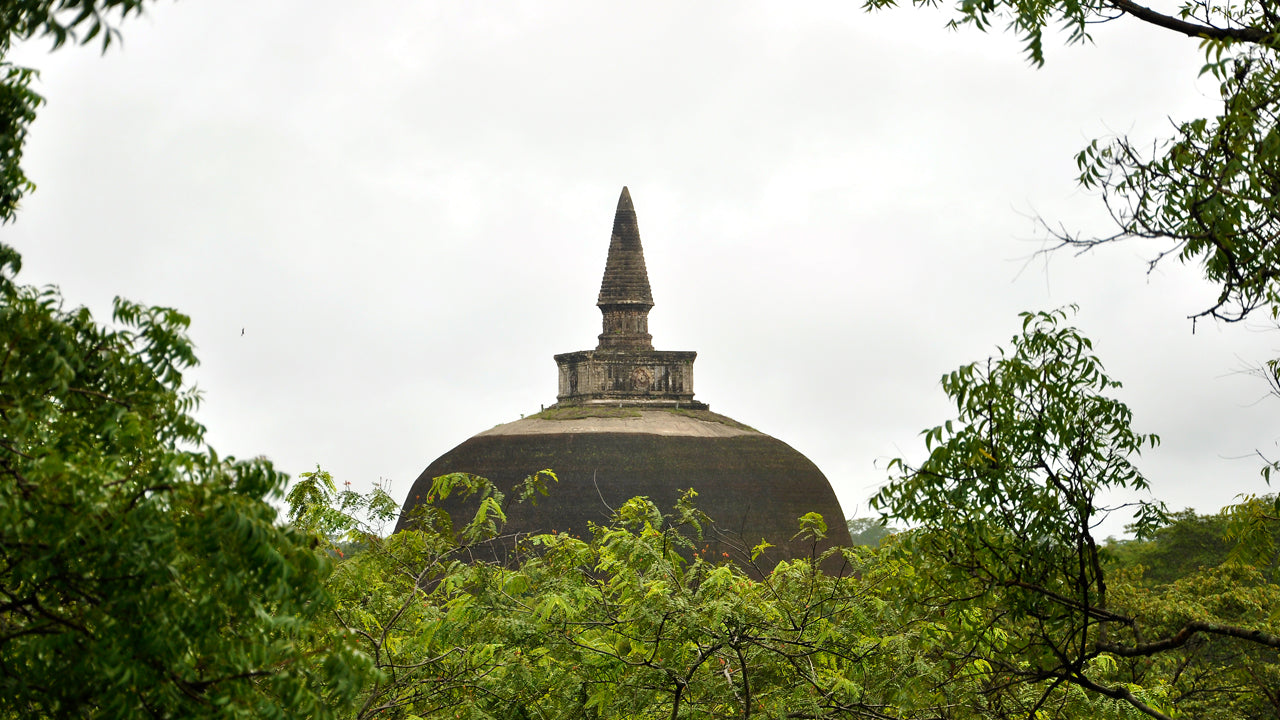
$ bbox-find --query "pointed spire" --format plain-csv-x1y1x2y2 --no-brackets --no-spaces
596,187,654,350
552,186,704,408
597,187,654,308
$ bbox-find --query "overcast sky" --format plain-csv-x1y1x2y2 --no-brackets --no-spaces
7,0,1278,537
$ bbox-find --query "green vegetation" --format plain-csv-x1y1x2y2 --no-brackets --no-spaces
9,239,1275,717
1106,509,1236,585
868,0,1280,324
659,407,757,431
845,517,897,547
870,308,1280,719
528,406,756,432
3,1,1280,719
528,406,643,420
1,0,160,223
291,473,945,720
0,245,373,717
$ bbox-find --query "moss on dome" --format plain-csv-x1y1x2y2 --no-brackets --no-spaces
528,405,756,432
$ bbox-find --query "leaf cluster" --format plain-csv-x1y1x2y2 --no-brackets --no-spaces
872,309,1280,719
311,478,971,720
0,245,374,718
0,0,157,223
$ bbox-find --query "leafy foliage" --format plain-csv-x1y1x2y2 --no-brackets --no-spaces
0,244,372,718
286,465,400,547
1107,509,1235,585
873,309,1280,719
1072,45,1280,323
0,1,157,222
0,61,38,223
865,0,1280,322
845,516,898,547
303,464,1279,720
295,475,974,720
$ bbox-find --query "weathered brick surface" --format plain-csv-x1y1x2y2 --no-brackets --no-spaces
558,187,705,408
396,188,853,575
596,187,656,351
394,414,854,577
554,349,706,409
596,187,654,307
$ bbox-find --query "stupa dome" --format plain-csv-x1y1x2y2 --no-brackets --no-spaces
396,188,851,573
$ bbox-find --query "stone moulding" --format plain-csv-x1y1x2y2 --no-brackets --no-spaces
553,349,708,409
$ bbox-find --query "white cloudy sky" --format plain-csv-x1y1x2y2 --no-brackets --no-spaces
7,0,1277,536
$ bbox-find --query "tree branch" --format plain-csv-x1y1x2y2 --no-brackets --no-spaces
1107,0,1274,43
1098,620,1280,656
1071,672,1176,720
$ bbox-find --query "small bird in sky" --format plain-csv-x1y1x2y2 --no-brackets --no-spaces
241,328,244,336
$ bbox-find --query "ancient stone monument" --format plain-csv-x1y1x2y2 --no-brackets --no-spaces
396,188,852,573
553,188,704,410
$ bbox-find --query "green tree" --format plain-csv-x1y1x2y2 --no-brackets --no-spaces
846,516,898,547
865,0,1280,323
0,245,373,717
873,308,1280,719
1105,506,1280,718
1108,509,1235,585
1,1,155,223
298,473,979,720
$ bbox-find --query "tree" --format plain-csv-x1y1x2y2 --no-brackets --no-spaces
0,244,373,717
1107,508,1235,585
872,308,1280,719
846,516,898,547
864,0,1280,323
1,1,155,223
0,4,380,714
293,472,987,720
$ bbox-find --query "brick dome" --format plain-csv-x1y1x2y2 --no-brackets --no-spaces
395,408,852,575
395,188,852,574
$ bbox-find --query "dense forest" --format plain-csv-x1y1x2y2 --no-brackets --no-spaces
4,1,1280,719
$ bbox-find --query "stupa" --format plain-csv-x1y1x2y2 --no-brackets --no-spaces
396,188,852,572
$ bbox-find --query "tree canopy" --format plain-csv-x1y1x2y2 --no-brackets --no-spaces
0,242,375,717
1,0,157,223
863,0,1280,323
3,2,1279,719
872,308,1280,719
